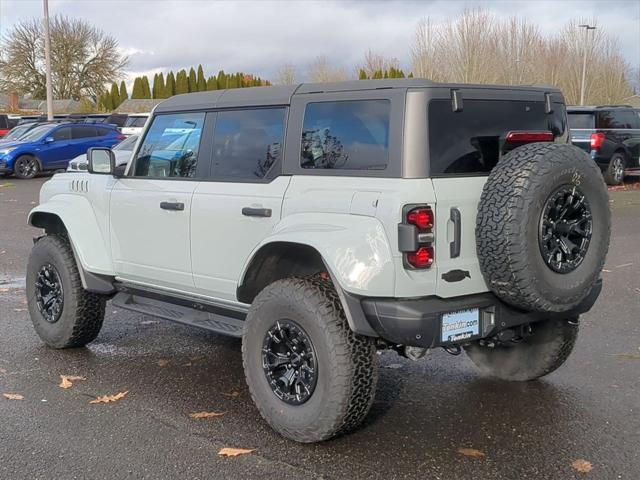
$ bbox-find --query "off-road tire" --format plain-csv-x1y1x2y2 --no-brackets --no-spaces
26,234,106,348
464,318,579,381
13,155,39,179
603,152,626,185
242,277,378,443
476,143,610,313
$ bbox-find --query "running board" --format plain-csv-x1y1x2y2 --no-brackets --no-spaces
112,292,245,337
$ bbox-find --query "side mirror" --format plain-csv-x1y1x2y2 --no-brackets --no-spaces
44,136,54,144
87,147,115,175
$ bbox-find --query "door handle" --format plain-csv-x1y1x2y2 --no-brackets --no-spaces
450,207,461,258
242,207,272,217
160,201,184,211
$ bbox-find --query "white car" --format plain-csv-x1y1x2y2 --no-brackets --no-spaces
66,135,138,172
26,81,610,443
120,114,149,136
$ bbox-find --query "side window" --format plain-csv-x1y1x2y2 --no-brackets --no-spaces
71,126,98,139
212,108,285,180
133,112,205,178
52,127,71,141
95,127,111,137
301,100,390,170
598,110,626,129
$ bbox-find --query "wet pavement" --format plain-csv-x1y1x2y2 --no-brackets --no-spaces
1,176,639,479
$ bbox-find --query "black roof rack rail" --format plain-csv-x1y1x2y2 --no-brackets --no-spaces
595,104,633,108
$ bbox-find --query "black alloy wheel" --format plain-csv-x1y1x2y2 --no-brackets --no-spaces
539,185,593,274
261,319,318,405
34,263,64,323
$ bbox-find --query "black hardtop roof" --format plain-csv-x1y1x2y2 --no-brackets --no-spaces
154,79,563,113
567,105,634,112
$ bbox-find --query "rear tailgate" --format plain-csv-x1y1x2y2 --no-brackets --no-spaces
569,129,592,153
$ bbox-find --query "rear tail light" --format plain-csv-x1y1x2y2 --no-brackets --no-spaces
401,206,435,270
116,134,127,141
590,132,605,150
505,131,554,145
407,246,434,269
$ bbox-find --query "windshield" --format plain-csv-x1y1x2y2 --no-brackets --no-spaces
2,124,32,141
18,124,55,142
568,113,595,129
125,116,148,128
113,135,138,151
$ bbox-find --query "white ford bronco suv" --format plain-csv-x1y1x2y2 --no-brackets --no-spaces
27,79,610,443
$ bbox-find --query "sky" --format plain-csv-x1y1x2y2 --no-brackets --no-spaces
1,0,639,86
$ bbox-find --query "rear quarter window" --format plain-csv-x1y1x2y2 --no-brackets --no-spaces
428,99,567,176
301,100,390,170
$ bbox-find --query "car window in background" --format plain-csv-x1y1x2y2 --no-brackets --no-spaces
113,135,138,151
71,126,98,139
1,124,32,141
568,113,595,129
597,110,627,129
213,108,285,179
133,113,205,178
301,100,390,170
125,116,148,128
52,126,72,141
19,125,55,142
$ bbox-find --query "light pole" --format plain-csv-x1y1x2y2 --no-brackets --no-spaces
578,24,596,106
43,0,54,121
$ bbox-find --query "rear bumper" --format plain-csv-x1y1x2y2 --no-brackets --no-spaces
360,280,602,348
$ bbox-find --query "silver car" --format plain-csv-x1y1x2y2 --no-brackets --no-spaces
67,135,138,172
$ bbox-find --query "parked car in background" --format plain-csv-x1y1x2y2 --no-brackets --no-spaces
121,113,149,136
0,122,124,178
568,105,640,184
0,114,19,137
67,134,138,172
0,122,46,144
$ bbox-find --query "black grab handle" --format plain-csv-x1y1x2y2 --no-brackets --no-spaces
450,207,461,258
242,207,272,218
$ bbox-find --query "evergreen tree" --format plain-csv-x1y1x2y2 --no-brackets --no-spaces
119,80,128,104
153,72,166,98
100,89,113,111
206,75,217,90
110,82,120,108
175,69,189,94
141,75,151,99
131,77,145,99
408,72,414,78
188,67,197,92
217,70,227,89
164,71,176,97
197,64,206,92
359,69,367,80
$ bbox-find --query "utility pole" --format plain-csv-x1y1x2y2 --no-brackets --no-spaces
578,24,596,106
43,0,54,120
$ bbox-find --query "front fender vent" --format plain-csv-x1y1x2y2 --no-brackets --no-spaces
69,179,89,193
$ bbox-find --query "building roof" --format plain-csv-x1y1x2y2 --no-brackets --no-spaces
116,99,163,113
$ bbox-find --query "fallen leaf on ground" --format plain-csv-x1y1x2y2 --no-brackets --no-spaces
190,411,226,419
222,390,240,398
0,250,6,255
218,447,255,457
635,288,640,295
0,288,9,293
602,269,611,273
157,359,170,367
0,368,7,374
89,391,128,404
611,353,640,360
384,363,403,369
571,459,593,473
59,375,86,389
13,308,26,312
3,393,24,400
182,362,193,367
457,448,486,458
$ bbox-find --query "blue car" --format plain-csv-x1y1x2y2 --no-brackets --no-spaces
0,122,124,178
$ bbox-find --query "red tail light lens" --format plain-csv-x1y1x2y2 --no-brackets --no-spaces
407,247,434,268
505,131,554,144
407,207,434,230
590,132,605,150
117,134,127,141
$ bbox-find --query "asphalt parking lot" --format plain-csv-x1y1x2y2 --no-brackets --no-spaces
1,176,639,480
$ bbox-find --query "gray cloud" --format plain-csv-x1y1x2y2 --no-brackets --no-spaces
1,0,638,84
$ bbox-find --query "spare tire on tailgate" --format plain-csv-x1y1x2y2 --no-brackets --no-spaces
476,143,610,313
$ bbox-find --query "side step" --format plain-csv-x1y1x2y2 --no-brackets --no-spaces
112,292,246,337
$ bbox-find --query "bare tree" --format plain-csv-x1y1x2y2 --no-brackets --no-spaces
274,62,297,85
411,18,444,81
494,17,541,85
0,15,128,99
307,56,348,83
357,49,401,78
